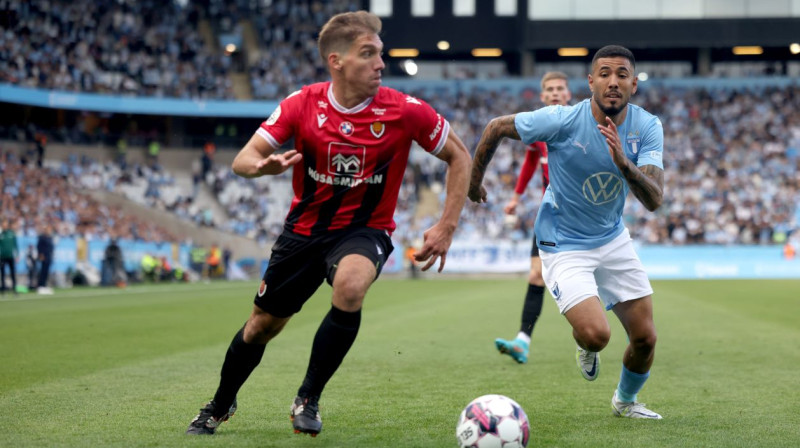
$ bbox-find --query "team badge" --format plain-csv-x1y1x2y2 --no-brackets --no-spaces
339,121,354,136
552,282,561,301
370,121,385,138
258,280,267,297
626,131,641,154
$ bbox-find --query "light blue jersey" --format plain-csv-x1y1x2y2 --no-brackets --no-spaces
515,99,663,253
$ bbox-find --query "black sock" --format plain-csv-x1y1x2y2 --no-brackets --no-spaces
212,326,266,417
520,284,544,336
297,306,361,399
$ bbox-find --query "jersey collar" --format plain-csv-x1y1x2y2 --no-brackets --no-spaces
327,83,373,114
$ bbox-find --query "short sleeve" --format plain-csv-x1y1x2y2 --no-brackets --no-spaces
514,105,564,145
403,95,449,156
256,89,303,148
636,116,664,169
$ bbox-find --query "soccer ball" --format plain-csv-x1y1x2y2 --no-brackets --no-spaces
455,394,530,448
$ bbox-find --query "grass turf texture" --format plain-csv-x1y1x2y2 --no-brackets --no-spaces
1,279,798,447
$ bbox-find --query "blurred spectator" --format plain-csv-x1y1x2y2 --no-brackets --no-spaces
206,243,221,278
0,218,19,295
222,246,232,278
26,244,38,290
102,237,126,287
140,253,158,282
189,244,207,277
36,224,54,294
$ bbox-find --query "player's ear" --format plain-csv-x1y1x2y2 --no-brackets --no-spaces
328,52,343,71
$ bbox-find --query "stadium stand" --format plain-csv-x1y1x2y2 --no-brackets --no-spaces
1,1,798,278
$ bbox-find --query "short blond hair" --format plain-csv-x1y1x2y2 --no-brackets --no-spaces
318,11,382,62
541,71,569,89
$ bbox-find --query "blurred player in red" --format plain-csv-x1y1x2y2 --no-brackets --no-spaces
186,10,471,437
495,72,571,364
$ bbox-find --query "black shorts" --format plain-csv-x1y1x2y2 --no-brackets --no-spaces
531,232,540,257
254,227,394,317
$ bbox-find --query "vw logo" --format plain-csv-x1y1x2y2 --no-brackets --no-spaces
582,172,623,205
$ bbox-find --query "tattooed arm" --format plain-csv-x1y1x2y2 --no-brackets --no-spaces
597,116,664,211
621,163,664,212
468,114,521,203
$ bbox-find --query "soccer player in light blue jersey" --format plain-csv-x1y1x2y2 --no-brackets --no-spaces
468,45,664,419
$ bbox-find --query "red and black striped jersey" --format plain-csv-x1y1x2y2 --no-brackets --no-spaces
513,141,549,196
256,82,449,237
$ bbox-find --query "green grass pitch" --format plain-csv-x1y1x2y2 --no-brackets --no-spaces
1,278,799,447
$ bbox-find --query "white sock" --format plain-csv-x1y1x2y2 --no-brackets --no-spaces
515,332,531,345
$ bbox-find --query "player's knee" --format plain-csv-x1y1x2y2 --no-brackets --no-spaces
630,331,657,354
527,270,543,285
577,326,611,352
244,313,288,344
332,279,368,311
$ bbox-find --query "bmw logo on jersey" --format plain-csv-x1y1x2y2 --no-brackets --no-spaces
339,121,354,136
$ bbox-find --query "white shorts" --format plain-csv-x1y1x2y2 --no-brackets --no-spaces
540,228,653,314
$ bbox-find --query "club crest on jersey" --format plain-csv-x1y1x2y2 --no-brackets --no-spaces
257,280,267,297
339,121,354,136
626,131,641,154
370,121,385,138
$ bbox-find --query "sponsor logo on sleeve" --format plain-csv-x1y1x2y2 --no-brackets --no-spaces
429,115,443,141
405,96,421,105
266,106,281,126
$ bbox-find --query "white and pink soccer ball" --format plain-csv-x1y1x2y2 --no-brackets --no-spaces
456,394,530,448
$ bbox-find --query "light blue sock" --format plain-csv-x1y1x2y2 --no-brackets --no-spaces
616,364,649,403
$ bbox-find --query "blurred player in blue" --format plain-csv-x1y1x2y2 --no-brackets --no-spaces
469,45,664,419
495,71,572,364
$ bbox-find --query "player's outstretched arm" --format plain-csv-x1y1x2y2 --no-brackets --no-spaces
468,114,520,203
597,116,663,211
232,133,303,178
413,129,472,273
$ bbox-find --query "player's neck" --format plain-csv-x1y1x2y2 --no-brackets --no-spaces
330,81,371,109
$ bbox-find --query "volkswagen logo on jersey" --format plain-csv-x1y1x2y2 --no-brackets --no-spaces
339,121,354,136
582,172,624,205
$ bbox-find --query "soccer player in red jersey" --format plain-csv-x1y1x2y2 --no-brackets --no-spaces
494,72,571,364
186,11,471,437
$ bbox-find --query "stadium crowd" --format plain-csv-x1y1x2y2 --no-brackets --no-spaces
0,149,177,242
1,1,798,248
1,0,234,99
